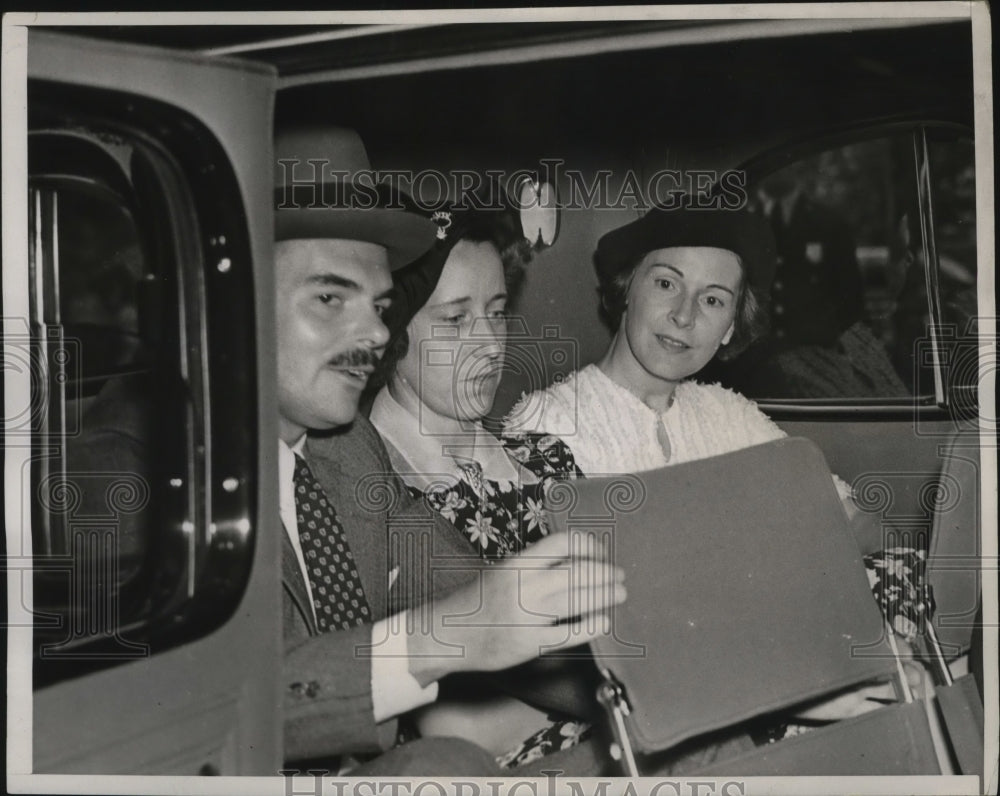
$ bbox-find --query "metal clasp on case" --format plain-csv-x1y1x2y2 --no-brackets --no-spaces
596,672,639,776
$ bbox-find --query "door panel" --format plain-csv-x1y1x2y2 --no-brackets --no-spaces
16,31,281,776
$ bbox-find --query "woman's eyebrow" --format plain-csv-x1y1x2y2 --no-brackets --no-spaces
649,263,683,277
430,292,509,310
427,296,473,310
649,263,736,295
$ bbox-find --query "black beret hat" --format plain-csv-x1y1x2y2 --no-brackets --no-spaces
594,203,777,296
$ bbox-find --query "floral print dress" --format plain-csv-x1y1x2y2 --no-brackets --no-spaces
863,547,935,642
408,433,587,768
409,432,582,562
501,431,584,483
412,463,549,562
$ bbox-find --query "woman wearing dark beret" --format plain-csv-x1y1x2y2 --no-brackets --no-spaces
501,203,853,489
501,203,927,760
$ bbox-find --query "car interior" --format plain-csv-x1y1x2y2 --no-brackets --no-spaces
8,13,989,782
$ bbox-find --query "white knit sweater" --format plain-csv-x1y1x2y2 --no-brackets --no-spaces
504,365,850,501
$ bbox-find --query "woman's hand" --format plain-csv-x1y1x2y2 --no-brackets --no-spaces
792,640,923,721
791,682,896,721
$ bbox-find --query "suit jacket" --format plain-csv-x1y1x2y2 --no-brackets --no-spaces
282,415,479,763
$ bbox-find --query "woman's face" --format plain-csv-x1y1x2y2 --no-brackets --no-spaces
620,246,741,385
394,240,508,422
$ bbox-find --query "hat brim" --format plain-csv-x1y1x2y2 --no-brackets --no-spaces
595,206,776,295
275,183,436,270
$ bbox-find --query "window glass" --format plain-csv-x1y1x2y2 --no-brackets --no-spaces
30,136,174,658
929,135,976,308
29,91,257,680
58,189,149,386
703,134,926,400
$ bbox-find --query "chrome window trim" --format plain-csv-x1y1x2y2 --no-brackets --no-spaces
914,126,947,405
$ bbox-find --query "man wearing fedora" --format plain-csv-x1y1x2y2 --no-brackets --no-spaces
273,127,624,774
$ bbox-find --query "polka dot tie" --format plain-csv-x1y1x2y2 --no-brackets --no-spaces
293,454,371,631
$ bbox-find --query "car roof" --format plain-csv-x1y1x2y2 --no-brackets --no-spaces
51,19,972,170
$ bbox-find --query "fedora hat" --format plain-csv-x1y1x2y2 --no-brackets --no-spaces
274,126,436,270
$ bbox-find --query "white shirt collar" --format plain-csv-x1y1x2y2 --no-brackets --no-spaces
284,435,307,456
278,436,307,521
277,435,313,621
369,386,527,489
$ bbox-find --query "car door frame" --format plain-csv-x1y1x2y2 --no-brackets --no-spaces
5,28,282,779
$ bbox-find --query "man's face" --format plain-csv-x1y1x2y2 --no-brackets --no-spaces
275,238,392,442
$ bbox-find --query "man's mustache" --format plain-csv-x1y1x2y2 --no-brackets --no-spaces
329,348,379,369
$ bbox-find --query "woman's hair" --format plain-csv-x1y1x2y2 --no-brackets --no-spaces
451,208,531,298
367,209,531,397
598,252,770,361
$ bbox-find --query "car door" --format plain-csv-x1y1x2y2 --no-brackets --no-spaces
5,30,281,776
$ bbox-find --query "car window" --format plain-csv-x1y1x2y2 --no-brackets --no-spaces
28,88,259,682
929,135,976,309
702,129,965,405
29,132,174,663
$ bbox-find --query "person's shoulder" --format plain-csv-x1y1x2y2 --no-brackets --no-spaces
681,380,762,414
683,380,785,443
307,416,393,472
502,367,586,435
680,379,749,403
